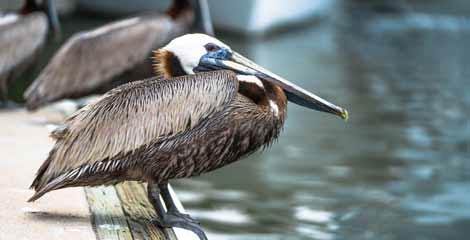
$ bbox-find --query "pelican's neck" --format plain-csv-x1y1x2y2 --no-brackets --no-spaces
152,49,187,79
152,50,287,120
237,75,287,120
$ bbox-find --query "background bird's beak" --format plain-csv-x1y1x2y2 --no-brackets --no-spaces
199,51,349,120
44,0,61,41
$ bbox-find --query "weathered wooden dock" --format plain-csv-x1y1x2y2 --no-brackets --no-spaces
86,182,196,240
0,108,198,240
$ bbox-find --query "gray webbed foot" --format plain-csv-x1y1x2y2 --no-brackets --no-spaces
152,213,207,240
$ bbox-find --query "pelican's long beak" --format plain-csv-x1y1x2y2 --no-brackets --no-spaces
44,0,61,40
199,51,349,120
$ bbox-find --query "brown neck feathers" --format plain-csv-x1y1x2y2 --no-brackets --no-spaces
152,50,186,79
238,79,287,118
238,81,269,106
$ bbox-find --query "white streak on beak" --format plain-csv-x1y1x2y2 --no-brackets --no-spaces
236,75,264,88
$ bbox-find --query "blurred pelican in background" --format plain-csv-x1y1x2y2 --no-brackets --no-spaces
24,0,213,110
0,0,60,106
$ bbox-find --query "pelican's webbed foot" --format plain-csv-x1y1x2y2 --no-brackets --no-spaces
151,214,207,240
164,211,200,225
147,182,207,240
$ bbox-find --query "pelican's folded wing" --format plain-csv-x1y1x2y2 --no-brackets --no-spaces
29,70,238,198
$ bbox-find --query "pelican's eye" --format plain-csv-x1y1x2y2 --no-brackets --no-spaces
204,43,221,52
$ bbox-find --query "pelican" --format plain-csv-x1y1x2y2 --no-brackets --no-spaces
0,0,59,105
24,0,213,110
28,34,348,240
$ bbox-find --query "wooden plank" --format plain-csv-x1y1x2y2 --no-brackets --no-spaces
114,182,168,240
85,187,134,240
86,182,200,240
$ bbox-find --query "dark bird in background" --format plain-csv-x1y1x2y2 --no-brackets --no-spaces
24,0,213,110
0,0,59,105
28,34,348,240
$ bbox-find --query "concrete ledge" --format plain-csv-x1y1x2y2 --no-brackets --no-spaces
0,108,199,240
0,109,95,240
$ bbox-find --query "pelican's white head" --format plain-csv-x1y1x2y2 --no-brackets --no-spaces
162,33,231,74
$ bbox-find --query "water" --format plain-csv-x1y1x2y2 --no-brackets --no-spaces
172,4,470,240
15,2,470,239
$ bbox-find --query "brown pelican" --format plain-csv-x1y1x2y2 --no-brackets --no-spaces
28,34,348,239
24,0,213,110
0,0,59,105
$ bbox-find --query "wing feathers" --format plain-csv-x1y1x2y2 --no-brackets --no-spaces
30,71,239,196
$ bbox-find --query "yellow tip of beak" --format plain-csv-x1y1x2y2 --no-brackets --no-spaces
341,109,349,121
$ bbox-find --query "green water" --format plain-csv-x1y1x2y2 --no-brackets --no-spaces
175,4,470,240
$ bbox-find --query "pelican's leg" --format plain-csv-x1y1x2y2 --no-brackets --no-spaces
147,182,207,240
147,182,166,222
159,183,199,224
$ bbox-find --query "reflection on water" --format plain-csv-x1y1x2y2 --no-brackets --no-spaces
172,2,470,240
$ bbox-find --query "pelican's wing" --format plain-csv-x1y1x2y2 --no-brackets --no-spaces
0,13,47,86
29,71,238,200
24,13,190,109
